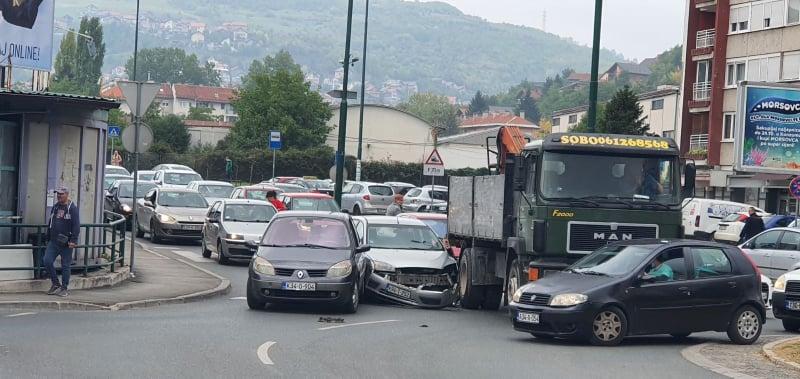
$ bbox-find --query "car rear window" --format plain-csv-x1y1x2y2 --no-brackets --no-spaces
290,198,339,212
406,188,422,197
368,186,393,196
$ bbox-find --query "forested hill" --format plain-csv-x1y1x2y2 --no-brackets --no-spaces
56,0,624,94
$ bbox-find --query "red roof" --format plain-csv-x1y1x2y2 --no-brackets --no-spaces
459,114,536,128
101,83,173,100
183,120,234,128
173,84,236,103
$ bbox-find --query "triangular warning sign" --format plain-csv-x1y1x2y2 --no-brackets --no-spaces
425,149,444,166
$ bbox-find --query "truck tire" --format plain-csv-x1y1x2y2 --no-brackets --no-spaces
458,248,485,309
505,258,522,306
481,285,503,310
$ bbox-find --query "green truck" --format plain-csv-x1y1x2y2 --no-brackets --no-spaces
447,131,696,309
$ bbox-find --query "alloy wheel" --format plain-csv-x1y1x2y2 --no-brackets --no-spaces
593,311,622,342
737,310,760,340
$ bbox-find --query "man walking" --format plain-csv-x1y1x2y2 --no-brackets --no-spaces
740,207,765,243
225,157,234,182
44,187,80,297
386,194,404,216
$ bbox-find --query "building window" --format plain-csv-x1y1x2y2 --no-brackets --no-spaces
790,0,800,24
751,0,784,30
783,51,800,80
723,113,735,141
663,131,675,140
651,99,664,110
568,114,578,124
730,5,750,33
747,56,780,82
726,61,747,87
552,117,560,126
161,101,169,107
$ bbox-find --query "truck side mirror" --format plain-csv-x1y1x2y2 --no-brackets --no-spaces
682,162,696,199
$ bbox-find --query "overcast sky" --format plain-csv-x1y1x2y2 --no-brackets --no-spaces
419,0,686,60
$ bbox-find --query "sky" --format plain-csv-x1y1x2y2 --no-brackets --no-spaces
419,0,686,61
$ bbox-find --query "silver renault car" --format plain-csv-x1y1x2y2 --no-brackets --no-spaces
340,181,395,215
201,199,277,264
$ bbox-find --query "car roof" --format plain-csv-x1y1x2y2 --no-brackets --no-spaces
357,215,427,226
217,199,273,206
281,192,333,199
421,185,448,190
272,211,350,221
190,180,233,186
158,169,198,174
106,174,131,178
136,170,156,173
763,227,800,233
385,182,415,187
349,181,388,186
398,212,447,220
238,185,280,190
157,188,200,193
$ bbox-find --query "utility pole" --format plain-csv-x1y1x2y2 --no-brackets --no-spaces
129,0,142,274
587,0,603,132
334,0,356,205
356,0,370,181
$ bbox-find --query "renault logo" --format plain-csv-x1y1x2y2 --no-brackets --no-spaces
297,271,305,279
188,216,193,221
530,294,536,301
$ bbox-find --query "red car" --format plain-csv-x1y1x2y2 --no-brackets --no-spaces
278,192,340,212
397,212,459,257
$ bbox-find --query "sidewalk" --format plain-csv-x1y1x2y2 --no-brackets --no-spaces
0,245,230,311
682,335,800,379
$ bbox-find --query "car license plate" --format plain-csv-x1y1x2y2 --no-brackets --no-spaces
385,285,412,299
787,300,800,311
182,224,202,230
516,311,540,324
719,225,727,231
282,282,316,291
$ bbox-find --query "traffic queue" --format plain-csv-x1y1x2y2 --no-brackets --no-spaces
99,161,800,347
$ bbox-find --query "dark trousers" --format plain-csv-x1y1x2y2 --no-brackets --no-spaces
43,241,72,288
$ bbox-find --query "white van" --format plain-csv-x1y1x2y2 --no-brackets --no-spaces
682,198,765,239
153,169,203,189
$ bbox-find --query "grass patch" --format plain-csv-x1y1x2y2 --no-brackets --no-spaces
775,342,800,365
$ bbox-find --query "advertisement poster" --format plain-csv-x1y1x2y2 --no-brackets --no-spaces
735,82,800,175
0,0,55,71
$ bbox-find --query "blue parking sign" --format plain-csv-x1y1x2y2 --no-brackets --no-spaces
269,131,282,150
108,126,121,138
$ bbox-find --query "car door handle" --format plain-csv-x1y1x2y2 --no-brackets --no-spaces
678,286,691,295
727,281,737,288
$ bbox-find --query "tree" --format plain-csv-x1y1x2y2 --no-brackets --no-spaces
187,106,217,121
398,93,459,133
108,109,129,128
245,50,303,82
227,52,332,151
50,17,105,96
515,90,540,123
646,45,683,88
125,48,220,86
596,86,648,135
537,118,552,136
468,90,489,115
149,114,191,153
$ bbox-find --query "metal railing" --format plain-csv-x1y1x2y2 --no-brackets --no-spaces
689,134,710,150
696,29,715,49
0,211,127,278
693,81,712,101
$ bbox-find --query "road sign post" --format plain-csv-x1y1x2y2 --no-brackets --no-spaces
424,149,445,211
269,131,282,180
108,126,121,163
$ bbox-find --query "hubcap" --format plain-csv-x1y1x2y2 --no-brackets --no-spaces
593,311,622,341
352,282,359,306
737,310,760,339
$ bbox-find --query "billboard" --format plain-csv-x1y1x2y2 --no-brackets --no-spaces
735,82,800,175
0,0,55,71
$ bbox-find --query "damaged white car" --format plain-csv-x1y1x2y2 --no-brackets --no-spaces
353,216,457,308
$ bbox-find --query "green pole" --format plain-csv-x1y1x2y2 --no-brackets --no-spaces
334,0,356,205
587,0,603,132
356,0,370,181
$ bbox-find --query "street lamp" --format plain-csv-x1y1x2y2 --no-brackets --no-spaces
333,0,356,205
587,0,603,132
356,0,370,181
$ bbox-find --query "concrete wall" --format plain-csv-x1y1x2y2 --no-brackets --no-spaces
640,93,680,139
188,127,230,147
326,105,433,163
551,110,587,133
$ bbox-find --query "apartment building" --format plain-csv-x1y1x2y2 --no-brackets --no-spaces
680,0,800,213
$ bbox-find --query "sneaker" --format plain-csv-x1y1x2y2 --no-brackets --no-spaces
56,288,69,297
47,284,61,295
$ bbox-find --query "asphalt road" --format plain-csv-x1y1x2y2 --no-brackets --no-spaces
0,238,795,378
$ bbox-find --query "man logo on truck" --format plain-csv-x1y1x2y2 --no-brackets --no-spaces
593,232,633,241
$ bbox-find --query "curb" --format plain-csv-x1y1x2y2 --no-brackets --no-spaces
0,243,231,312
681,343,760,379
763,336,800,372
0,267,131,293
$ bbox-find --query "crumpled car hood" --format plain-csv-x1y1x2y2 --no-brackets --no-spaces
366,248,455,269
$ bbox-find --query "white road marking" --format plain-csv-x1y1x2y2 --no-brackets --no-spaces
171,250,214,263
317,319,400,331
256,341,276,365
230,297,246,300
5,312,36,318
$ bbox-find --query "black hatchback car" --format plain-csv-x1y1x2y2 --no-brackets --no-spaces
246,212,369,313
510,240,766,346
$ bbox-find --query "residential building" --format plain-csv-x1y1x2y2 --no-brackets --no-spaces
184,120,233,147
600,62,652,82
680,0,800,213
551,105,589,133
102,83,238,123
458,113,539,137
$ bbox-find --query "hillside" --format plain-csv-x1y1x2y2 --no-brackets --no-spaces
55,0,624,97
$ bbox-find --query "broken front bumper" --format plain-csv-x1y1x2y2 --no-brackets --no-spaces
366,272,456,309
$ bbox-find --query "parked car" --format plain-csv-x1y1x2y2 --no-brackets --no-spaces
105,165,130,176
682,198,764,240
202,199,277,264
262,176,301,184
278,193,339,212
715,212,773,245
767,215,797,229
302,179,334,196
152,164,196,172
246,212,369,313
402,185,448,213
762,275,774,310
187,180,235,205
341,181,395,215
135,188,209,243
230,185,284,200
385,182,416,195
135,170,156,181
103,174,132,190
739,228,800,279
510,240,765,346
104,180,157,227
153,169,203,189
772,267,800,331
272,183,308,193
352,216,457,308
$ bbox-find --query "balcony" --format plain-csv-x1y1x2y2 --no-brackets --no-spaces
687,134,709,164
693,81,712,101
694,0,716,12
692,29,715,59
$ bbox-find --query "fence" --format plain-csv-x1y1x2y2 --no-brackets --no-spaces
0,211,127,279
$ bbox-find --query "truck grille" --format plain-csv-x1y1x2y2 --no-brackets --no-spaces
519,293,551,306
568,222,658,253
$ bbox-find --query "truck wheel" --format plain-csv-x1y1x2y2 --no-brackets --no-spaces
458,248,485,309
481,285,503,310
505,259,522,306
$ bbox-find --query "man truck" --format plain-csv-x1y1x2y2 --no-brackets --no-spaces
448,130,695,309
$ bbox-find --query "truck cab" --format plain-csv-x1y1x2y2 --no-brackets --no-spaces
448,132,695,310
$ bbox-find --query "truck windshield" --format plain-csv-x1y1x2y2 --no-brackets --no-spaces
539,151,679,206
